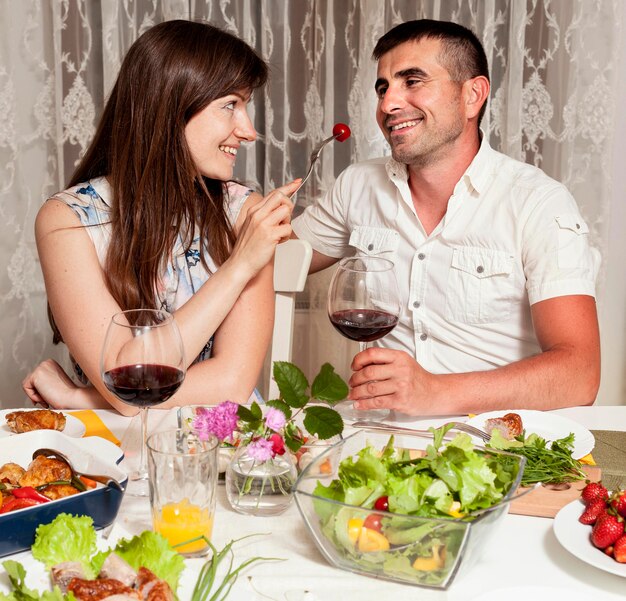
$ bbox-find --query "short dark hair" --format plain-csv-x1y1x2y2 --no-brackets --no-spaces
373,19,489,124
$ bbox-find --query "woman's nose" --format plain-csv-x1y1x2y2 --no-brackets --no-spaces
236,112,257,142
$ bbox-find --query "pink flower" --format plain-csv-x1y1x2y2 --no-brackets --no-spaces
247,438,274,462
192,401,239,443
264,407,286,431
269,433,286,456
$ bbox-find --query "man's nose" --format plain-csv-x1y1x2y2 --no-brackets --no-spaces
379,85,405,114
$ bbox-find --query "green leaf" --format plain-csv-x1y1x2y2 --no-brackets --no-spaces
237,405,257,422
303,406,344,440
284,428,303,453
273,362,308,408
249,401,263,420
265,400,292,420
311,363,349,404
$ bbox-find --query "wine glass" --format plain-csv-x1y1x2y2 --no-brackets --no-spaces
101,309,185,497
327,256,401,422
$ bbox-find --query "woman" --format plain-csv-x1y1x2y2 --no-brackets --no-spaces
22,20,300,415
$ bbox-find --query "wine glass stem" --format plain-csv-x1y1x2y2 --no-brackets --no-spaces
360,341,370,352
137,407,149,479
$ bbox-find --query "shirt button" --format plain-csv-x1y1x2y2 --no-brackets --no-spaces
418,253,426,260
367,244,374,251
413,301,420,308
420,333,428,341
476,265,484,273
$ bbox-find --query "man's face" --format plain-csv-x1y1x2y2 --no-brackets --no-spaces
375,38,467,168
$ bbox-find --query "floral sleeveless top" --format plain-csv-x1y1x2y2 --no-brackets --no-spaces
51,176,252,377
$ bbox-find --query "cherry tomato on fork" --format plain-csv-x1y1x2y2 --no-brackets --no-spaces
332,122,351,142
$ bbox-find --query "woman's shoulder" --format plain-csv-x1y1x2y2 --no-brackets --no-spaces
225,181,254,222
48,177,111,226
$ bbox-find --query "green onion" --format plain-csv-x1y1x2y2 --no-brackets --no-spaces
190,533,284,601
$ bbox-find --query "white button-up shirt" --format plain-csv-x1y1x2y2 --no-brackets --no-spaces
292,137,600,374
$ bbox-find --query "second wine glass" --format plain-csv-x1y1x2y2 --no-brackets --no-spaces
101,309,185,497
327,256,401,422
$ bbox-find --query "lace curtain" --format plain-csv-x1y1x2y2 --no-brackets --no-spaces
0,0,623,408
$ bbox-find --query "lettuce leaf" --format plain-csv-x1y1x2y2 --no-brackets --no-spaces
110,531,185,592
31,514,97,578
0,560,69,601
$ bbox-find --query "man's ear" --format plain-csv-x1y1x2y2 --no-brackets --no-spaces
464,76,490,120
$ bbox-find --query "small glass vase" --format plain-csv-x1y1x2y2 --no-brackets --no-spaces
225,444,297,516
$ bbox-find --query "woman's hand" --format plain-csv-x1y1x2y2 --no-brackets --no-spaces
228,179,301,278
22,359,79,408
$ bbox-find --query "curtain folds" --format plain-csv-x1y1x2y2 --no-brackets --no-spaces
0,0,623,407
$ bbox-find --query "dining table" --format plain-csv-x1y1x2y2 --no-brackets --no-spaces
1,405,625,601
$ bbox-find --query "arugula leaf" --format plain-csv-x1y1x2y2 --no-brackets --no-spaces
0,561,67,601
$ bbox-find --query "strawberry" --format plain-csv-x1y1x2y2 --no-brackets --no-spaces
581,481,609,505
591,514,624,549
609,490,626,518
579,498,608,525
614,535,626,563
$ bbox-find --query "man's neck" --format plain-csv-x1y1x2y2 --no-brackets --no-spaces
407,132,481,236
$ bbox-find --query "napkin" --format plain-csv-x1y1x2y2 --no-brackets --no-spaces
70,410,121,446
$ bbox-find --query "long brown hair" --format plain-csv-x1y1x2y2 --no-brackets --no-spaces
69,19,268,312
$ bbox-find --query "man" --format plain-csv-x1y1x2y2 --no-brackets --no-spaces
291,19,600,416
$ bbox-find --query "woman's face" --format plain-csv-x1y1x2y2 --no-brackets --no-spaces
185,90,257,180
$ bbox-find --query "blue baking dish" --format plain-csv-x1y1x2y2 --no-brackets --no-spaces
0,429,127,557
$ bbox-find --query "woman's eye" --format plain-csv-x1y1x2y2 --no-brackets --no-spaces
224,101,236,111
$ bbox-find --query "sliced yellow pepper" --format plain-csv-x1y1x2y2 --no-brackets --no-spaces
412,544,446,571
347,518,363,545
357,527,390,552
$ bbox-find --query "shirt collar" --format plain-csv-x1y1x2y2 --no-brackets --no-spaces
383,130,495,196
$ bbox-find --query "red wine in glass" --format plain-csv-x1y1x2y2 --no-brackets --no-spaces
101,309,186,497
103,364,184,407
329,308,399,342
327,256,401,422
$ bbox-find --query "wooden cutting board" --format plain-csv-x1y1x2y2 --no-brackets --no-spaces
509,466,602,518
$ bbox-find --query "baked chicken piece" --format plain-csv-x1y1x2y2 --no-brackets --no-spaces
0,462,26,485
484,412,523,440
18,455,72,488
5,409,66,433
40,483,81,500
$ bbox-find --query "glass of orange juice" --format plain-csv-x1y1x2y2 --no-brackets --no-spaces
147,428,218,557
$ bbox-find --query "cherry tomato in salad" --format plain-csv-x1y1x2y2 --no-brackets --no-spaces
363,513,383,532
332,122,351,142
374,495,389,511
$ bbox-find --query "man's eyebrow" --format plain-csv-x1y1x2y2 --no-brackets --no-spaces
374,67,429,91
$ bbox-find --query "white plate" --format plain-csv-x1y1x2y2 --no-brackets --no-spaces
466,409,594,458
0,408,86,439
471,585,600,601
554,499,626,579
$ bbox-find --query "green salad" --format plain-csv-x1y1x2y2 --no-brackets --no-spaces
311,426,522,587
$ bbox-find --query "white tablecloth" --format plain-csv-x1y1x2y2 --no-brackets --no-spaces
4,407,626,601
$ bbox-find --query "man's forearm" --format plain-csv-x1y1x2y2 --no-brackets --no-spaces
431,344,600,414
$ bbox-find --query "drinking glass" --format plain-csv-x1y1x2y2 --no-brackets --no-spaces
101,309,185,497
327,256,400,422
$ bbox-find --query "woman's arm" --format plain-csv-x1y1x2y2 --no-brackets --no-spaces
29,182,298,415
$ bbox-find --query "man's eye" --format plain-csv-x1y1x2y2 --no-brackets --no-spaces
375,87,387,99
406,78,422,87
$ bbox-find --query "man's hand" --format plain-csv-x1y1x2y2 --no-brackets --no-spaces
348,347,439,416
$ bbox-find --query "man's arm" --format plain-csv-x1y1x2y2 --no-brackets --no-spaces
290,231,339,273
348,294,600,415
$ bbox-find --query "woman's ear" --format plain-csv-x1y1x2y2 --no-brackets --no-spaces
464,76,490,120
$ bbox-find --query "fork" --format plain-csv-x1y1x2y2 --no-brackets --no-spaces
350,420,491,443
291,133,341,201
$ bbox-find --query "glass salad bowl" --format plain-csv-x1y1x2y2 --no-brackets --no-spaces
293,428,526,590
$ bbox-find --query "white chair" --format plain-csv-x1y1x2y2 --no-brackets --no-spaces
266,239,313,400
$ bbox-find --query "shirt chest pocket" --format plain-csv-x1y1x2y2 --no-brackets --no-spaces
445,247,517,324
349,226,399,259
